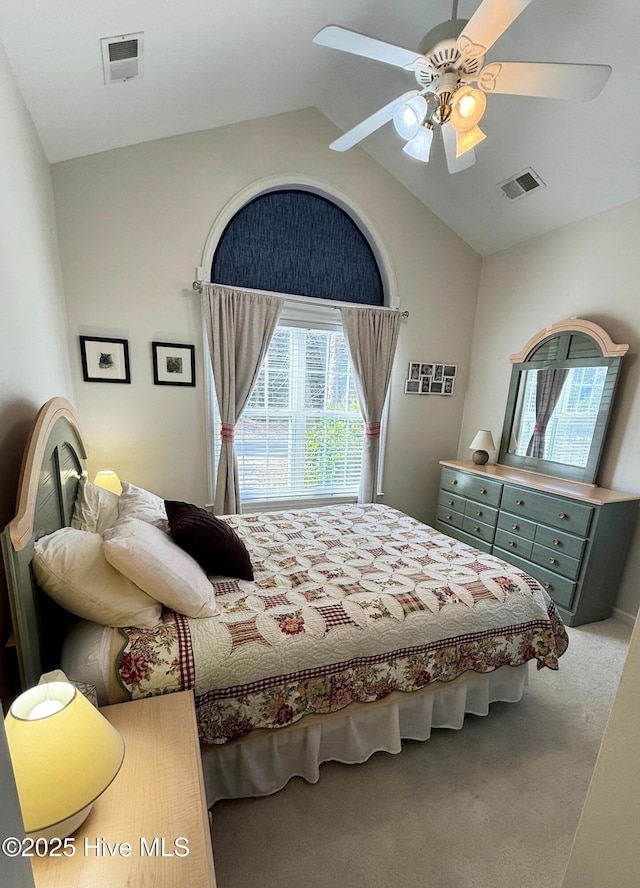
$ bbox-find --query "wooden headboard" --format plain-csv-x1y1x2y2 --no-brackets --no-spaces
1,397,88,690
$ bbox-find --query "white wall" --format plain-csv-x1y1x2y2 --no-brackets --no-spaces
562,612,640,887
0,37,70,880
0,39,74,694
51,108,482,521
458,196,640,616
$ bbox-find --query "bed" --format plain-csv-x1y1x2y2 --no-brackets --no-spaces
2,397,568,805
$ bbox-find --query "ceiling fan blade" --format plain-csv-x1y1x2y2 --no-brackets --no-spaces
314,25,424,70
441,123,476,173
329,91,420,152
458,0,533,61
477,61,612,100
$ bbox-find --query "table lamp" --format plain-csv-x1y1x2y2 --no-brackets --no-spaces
5,681,124,840
469,429,496,465
93,469,122,495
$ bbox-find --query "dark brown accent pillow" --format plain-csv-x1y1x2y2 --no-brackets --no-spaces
164,501,254,581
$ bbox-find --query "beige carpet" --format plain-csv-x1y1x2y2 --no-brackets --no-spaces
211,618,631,888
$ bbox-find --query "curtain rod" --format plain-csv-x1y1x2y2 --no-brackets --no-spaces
192,281,409,318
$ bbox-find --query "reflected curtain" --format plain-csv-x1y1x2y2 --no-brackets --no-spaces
340,306,401,503
202,284,283,514
526,367,569,458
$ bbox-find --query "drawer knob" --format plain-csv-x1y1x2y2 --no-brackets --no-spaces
549,557,556,564
543,582,552,590
552,539,560,546
480,487,487,494
558,512,566,519
451,480,458,486
508,541,515,547
446,514,453,520
448,499,454,505
475,510,482,516
473,526,480,532
515,499,523,506
511,523,518,530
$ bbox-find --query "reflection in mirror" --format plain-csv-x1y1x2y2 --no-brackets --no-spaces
508,366,609,468
499,319,629,484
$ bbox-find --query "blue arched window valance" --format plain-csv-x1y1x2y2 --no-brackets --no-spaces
211,189,384,305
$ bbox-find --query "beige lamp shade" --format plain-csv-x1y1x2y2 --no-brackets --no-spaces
93,469,122,495
469,430,496,451
469,429,496,465
5,682,124,839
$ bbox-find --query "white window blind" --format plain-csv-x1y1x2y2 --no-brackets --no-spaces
515,365,608,468
213,322,365,506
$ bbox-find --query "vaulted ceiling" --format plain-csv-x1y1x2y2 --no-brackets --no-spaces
1,0,637,255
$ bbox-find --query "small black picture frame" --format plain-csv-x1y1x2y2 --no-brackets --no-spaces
152,341,196,387
80,335,130,384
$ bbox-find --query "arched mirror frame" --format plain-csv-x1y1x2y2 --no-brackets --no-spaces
498,319,629,485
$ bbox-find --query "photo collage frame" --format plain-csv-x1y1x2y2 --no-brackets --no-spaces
405,361,457,396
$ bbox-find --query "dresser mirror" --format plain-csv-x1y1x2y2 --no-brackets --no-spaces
498,319,628,485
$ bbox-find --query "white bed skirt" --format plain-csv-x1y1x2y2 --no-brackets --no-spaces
202,663,529,806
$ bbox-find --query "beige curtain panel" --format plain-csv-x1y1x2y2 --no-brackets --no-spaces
340,306,401,503
202,284,283,514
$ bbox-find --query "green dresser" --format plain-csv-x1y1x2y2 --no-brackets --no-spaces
436,460,639,627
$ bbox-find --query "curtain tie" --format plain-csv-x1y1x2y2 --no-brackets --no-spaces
532,423,545,435
365,422,381,439
221,423,236,442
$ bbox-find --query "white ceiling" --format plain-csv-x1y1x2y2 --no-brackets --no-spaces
1,0,638,255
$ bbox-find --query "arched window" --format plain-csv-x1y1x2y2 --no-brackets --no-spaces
212,189,384,305
207,188,387,508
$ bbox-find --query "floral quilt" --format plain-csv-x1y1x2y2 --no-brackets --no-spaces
115,504,568,744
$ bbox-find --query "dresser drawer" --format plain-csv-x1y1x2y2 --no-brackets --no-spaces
438,489,466,514
440,467,468,494
437,505,464,529
534,525,586,560
494,529,533,560
436,521,493,554
501,485,594,536
531,543,581,580
462,515,495,544
464,499,498,527
493,549,576,609
464,475,502,508
497,511,537,541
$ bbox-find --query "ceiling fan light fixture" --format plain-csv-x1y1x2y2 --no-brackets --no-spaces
393,94,428,140
403,124,434,162
451,86,487,132
456,123,486,157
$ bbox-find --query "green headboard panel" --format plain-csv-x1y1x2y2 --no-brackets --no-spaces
1,398,88,690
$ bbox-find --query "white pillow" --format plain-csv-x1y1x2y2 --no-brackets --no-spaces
118,482,169,532
33,528,162,629
103,518,217,618
71,478,119,534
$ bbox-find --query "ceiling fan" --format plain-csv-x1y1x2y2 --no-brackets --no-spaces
313,0,611,173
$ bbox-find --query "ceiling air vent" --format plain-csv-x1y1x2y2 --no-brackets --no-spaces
101,33,144,85
496,167,546,201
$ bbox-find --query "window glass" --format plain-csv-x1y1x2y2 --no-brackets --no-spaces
215,325,364,504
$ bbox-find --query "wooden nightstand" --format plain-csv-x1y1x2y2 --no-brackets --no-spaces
31,691,216,887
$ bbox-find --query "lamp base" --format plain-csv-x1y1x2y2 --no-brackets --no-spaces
472,449,489,465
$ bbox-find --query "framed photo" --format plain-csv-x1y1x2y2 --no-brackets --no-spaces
152,341,196,387
444,365,457,377
430,381,443,394
408,362,421,381
433,364,444,382
79,336,130,384
404,379,420,394
443,377,454,395
420,376,431,394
